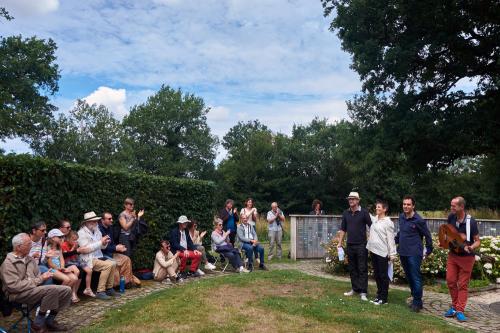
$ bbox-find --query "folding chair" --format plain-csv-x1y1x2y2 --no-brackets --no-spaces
9,303,39,333
210,244,229,272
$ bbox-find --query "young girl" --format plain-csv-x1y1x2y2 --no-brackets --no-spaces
61,230,95,298
46,229,81,303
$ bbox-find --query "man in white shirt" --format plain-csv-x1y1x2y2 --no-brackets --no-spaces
266,202,285,260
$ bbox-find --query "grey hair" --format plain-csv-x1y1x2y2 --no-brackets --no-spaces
12,233,30,248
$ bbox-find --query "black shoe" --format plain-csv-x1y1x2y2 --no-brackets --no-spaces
179,272,188,279
189,270,202,278
248,265,253,272
259,264,268,271
411,304,422,312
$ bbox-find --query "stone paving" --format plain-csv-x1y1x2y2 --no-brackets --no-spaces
1,261,499,332
270,260,500,333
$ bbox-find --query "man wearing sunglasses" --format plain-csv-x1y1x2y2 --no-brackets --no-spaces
28,221,53,285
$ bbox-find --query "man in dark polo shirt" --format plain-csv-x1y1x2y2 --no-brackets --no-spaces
395,195,433,312
338,191,372,301
443,196,480,322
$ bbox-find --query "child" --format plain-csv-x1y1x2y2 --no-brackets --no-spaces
61,230,96,297
46,229,81,303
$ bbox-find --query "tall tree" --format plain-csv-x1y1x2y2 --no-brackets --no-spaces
0,8,60,141
122,85,217,179
31,100,126,168
322,0,500,172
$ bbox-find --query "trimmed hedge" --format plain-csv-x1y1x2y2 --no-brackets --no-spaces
0,155,216,269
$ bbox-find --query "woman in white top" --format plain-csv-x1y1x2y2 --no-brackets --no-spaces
240,198,258,228
366,200,397,305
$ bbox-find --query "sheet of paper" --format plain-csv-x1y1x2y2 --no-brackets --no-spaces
388,262,394,282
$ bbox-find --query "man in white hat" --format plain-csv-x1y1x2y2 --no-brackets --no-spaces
168,215,203,279
77,211,120,300
337,192,372,301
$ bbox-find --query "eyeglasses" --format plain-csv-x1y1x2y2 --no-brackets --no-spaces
61,226,71,229
38,229,47,232
125,202,134,206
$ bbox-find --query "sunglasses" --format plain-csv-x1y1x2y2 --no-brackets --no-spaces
38,229,47,232
61,226,71,229
125,202,134,206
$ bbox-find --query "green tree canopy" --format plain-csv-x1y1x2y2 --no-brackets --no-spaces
122,85,218,179
31,100,126,168
0,8,60,140
322,0,500,171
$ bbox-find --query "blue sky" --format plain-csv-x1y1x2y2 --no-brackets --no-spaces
1,0,361,159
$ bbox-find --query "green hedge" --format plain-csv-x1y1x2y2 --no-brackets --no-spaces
0,155,217,269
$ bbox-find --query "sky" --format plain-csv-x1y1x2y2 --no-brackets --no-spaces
0,0,361,160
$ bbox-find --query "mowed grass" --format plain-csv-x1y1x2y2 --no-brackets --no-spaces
79,270,471,333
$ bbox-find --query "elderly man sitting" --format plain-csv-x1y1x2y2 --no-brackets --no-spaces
78,211,120,300
169,215,203,279
237,214,267,271
0,233,72,332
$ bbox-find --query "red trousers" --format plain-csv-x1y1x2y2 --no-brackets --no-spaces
177,250,202,272
446,253,475,312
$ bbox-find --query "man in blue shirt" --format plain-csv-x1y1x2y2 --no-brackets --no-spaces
395,195,433,312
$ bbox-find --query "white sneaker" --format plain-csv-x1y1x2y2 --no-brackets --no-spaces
161,278,172,285
344,290,355,296
204,263,216,270
196,268,205,276
360,293,368,301
256,258,260,265
239,266,250,273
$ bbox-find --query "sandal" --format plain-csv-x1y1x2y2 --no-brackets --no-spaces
71,296,80,303
83,288,96,297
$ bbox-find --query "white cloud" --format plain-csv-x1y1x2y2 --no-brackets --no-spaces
84,87,127,119
207,106,231,121
2,0,59,16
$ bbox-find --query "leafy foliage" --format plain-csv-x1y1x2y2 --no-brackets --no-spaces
322,0,500,173
122,85,218,179
0,35,60,140
0,155,216,268
31,100,127,168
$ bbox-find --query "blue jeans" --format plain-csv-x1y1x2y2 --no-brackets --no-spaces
400,255,423,307
241,243,265,266
38,264,54,285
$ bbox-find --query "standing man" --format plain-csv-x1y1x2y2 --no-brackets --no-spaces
443,197,480,322
78,211,120,300
396,195,433,312
266,202,285,261
99,212,141,287
169,215,203,279
219,199,239,246
1,233,72,332
338,192,372,301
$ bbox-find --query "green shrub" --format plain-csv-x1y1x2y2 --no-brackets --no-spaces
0,155,216,269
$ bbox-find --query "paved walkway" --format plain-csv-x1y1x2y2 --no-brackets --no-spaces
1,261,499,332
270,260,500,333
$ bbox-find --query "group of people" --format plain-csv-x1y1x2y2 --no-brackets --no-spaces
0,192,482,332
337,191,480,322
0,198,145,332
153,198,285,282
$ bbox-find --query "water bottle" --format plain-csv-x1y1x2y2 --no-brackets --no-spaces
337,247,345,261
119,276,126,293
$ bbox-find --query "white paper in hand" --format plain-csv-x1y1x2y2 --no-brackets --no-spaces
337,247,345,261
388,262,394,282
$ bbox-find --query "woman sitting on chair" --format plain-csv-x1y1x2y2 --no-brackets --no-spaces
211,218,249,273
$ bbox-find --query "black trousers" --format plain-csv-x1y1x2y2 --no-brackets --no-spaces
371,252,390,302
346,243,368,293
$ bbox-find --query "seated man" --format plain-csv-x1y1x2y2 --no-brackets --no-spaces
78,211,120,300
0,233,72,332
237,214,267,271
99,211,141,287
212,218,249,273
168,215,203,279
153,240,183,284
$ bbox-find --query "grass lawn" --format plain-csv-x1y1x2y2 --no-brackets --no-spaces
79,270,471,333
